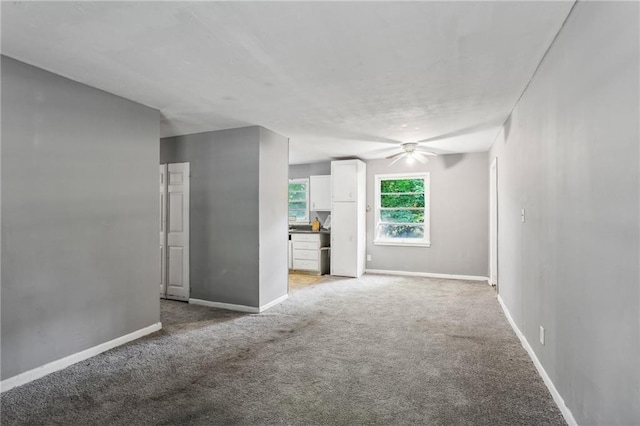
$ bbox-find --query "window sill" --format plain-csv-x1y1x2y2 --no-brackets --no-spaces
373,240,431,248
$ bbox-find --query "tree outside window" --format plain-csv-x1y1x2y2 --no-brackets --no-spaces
288,178,309,224
374,173,430,247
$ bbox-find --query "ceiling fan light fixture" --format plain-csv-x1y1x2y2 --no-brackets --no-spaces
386,141,437,166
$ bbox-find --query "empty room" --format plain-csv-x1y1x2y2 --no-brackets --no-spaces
1,1,638,425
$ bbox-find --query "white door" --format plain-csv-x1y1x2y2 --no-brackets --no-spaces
331,202,357,277
160,165,168,298
489,157,498,288
163,162,190,301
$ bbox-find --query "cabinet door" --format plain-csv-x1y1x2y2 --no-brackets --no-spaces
332,163,357,202
310,175,331,211
293,259,320,271
331,202,357,277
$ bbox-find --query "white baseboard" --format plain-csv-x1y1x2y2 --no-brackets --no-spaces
189,294,288,313
365,269,489,282
497,295,578,426
259,294,289,312
0,322,162,393
190,298,260,313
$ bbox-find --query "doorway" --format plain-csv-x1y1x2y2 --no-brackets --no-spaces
489,157,498,291
160,162,190,301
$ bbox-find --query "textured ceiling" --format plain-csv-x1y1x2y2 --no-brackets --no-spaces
1,1,573,164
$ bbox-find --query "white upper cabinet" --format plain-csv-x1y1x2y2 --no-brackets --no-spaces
331,163,358,202
310,175,331,211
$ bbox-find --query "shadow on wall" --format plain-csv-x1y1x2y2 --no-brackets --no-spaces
503,115,512,142
440,153,466,169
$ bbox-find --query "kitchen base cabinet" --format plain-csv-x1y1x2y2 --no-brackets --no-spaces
290,233,330,275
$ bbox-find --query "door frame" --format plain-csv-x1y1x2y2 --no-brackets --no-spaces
160,164,168,299
489,157,498,291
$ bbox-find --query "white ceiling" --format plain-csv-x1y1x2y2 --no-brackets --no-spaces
1,1,573,164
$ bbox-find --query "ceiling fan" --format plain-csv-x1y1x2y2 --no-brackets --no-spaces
358,120,504,166
386,142,438,166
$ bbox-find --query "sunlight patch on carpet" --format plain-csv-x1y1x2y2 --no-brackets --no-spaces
288,273,325,291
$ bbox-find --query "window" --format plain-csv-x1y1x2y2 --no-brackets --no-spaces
288,178,309,224
374,173,430,247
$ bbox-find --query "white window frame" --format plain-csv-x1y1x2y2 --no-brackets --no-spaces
288,178,310,224
374,172,430,247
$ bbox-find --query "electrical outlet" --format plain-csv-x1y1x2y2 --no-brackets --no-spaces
366,254,372,261
521,208,526,223
540,326,545,346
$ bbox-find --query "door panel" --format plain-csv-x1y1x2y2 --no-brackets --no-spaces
169,192,184,232
168,247,184,286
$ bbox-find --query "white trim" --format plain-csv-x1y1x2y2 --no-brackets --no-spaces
373,172,430,247
288,178,310,225
365,269,488,282
373,241,431,248
189,294,289,313
489,157,499,288
190,298,260,313
0,322,162,393
497,295,578,426
259,294,289,312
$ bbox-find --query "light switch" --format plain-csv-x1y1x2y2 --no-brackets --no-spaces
521,208,526,223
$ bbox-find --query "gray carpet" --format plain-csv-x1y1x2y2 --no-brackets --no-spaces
1,274,565,425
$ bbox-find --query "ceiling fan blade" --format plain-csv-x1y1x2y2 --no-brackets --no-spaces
415,120,504,145
388,154,407,166
412,153,428,164
366,147,401,158
414,147,438,156
386,152,405,160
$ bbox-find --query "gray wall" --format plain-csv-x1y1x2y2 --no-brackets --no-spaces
161,127,261,307
259,128,289,306
489,2,639,423
161,126,289,308
365,154,489,277
1,56,160,380
288,161,331,178
288,161,332,224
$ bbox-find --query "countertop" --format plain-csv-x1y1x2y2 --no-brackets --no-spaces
289,229,331,235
